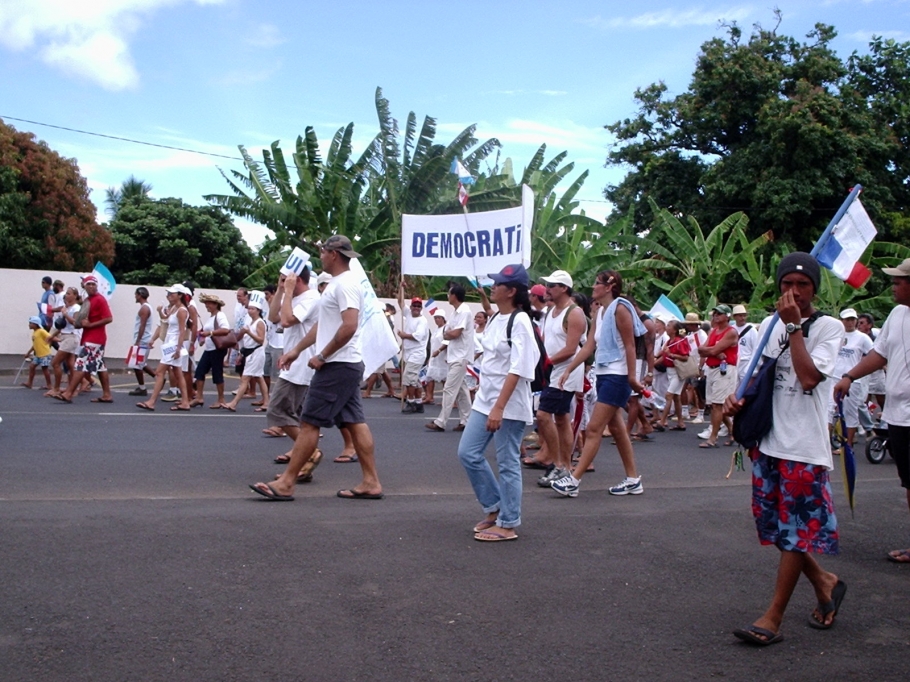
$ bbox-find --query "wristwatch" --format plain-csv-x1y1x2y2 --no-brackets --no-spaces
315,353,326,362
785,322,801,335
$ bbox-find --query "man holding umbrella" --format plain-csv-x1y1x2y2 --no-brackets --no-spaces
724,253,846,645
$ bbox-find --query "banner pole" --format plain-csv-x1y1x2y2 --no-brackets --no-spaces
734,185,863,400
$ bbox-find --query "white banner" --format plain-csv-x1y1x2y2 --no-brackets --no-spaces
401,185,534,277
349,257,401,380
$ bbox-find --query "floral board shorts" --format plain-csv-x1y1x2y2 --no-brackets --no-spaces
750,449,838,555
74,343,107,374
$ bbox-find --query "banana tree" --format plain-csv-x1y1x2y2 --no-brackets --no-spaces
621,198,774,315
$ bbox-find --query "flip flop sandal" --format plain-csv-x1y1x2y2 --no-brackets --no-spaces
733,626,783,646
808,580,846,629
669,425,687,431
887,549,910,563
698,442,719,448
333,454,359,463
274,453,291,464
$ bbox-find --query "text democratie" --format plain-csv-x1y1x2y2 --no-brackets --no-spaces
409,223,524,260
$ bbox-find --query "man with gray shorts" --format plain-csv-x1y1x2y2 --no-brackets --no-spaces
263,268,319,465
251,235,383,501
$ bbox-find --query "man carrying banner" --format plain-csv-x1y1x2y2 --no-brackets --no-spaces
427,283,474,432
833,258,910,563
250,235,382,501
725,253,846,644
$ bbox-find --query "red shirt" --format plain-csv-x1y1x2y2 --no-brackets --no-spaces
81,292,112,346
663,336,691,367
704,325,738,368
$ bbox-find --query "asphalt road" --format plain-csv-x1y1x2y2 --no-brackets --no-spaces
1,377,908,681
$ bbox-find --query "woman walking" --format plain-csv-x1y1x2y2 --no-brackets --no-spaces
457,264,540,542
136,284,192,411
45,287,82,399
223,294,269,412
657,319,691,431
191,293,232,409
550,271,647,498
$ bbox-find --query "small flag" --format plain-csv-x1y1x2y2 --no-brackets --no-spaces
816,197,877,288
649,294,685,323
91,262,117,299
425,298,437,315
450,159,475,186
451,158,474,207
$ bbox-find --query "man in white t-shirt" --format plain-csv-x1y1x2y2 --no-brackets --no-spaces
828,308,872,449
732,304,759,383
535,270,587,486
726,252,846,645
251,235,382,501
262,268,319,454
834,257,910,563
427,283,474,432
398,296,429,413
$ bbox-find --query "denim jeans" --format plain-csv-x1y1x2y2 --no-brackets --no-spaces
457,409,526,529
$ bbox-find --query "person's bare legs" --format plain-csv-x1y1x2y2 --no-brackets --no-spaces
137,365,169,408
570,402,617,481
224,377,251,410
337,426,357,460
345,422,381,494
96,370,112,401
264,422,321,496
887,489,910,560
611,411,639,478
749,551,838,638
536,411,559,465
192,379,206,406
706,403,722,445
256,376,270,407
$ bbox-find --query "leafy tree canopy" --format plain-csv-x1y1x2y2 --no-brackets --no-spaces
0,119,114,270
604,18,910,251
109,197,259,288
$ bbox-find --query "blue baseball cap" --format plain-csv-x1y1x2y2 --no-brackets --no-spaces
487,263,530,288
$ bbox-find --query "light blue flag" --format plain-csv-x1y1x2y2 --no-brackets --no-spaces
649,294,684,322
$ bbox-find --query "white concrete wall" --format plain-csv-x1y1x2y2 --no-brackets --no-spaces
0,268,482,360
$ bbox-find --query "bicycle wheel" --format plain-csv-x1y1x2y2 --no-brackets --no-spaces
866,436,886,464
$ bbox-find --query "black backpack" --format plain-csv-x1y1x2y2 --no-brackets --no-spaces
496,310,552,393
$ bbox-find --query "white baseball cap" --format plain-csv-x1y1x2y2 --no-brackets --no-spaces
839,308,858,319
540,270,573,288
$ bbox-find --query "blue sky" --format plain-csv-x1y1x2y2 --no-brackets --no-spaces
1,0,906,248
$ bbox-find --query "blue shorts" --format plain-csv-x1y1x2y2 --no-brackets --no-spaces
595,374,631,408
751,450,838,555
538,386,574,415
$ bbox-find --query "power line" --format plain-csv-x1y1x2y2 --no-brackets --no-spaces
0,115,244,162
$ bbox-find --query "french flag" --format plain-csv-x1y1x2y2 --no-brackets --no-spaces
425,298,437,316
816,197,877,288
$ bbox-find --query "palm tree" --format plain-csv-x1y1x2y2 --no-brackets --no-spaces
105,176,152,217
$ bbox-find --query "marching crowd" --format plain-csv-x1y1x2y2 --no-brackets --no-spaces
18,242,910,646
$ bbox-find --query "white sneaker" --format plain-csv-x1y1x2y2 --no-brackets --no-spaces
609,477,643,496
698,427,712,440
690,415,704,424
700,424,729,439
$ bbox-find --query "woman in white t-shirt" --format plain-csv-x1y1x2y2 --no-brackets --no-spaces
224,297,268,412
457,264,539,542
45,287,82,398
424,311,448,405
191,293,232,409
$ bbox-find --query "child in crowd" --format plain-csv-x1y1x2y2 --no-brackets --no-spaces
23,316,53,390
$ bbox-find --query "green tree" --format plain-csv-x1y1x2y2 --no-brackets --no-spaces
0,119,114,270
105,175,153,217
109,197,258,288
604,20,910,250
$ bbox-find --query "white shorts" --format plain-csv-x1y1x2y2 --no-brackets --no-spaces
666,367,685,396
242,345,266,377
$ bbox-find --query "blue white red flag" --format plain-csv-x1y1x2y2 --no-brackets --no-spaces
451,158,474,207
816,198,877,288
424,298,437,315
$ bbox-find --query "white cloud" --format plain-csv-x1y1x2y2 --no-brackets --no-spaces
584,6,754,30
244,23,285,48
482,89,568,97
847,29,910,42
0,0,224,90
